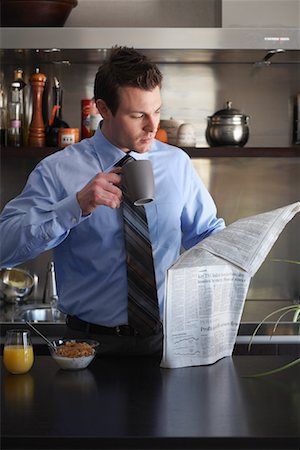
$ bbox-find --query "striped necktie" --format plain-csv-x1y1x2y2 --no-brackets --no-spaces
117,153,161,336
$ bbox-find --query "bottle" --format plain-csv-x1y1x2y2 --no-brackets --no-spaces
81,98,102,138
292,93,300,145
81,99,91,139
43,261,58,306
0,80,7,146
13,69,26,115
45,77,69,146
89,99,102,136
14,69,29,145
7,69,26,147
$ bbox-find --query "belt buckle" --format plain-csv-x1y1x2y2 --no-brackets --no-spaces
115,326,122,336
116,325,134,336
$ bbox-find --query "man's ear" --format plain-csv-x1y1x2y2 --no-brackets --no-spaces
96,99,111,119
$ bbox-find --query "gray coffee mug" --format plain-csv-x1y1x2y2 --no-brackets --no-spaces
122,159,155,206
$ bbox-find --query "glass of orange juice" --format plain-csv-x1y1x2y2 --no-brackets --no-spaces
3,329,34,374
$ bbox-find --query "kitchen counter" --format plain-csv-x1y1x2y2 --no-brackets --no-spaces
2,146,300,159
1,354,299,450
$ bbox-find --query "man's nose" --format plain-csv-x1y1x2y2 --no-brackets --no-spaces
144,115,158,133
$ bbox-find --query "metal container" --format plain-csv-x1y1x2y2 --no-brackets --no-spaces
43,261,58,305
58,128,79,147
0,268,35,303
206,101,249,147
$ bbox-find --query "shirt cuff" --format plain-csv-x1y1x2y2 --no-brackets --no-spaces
54,194,89,229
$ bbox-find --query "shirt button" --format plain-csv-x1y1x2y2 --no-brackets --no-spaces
71,217,77,224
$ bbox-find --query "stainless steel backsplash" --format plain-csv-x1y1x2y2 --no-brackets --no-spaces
1,155,299,320
2,59,299,147
192,157,300,302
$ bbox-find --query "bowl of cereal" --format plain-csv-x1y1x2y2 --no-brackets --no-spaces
50,339,99,370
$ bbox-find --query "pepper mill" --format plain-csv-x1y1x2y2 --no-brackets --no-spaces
28,68,47,147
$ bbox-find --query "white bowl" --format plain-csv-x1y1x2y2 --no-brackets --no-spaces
50,339,99,370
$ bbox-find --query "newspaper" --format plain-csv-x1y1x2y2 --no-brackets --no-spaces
161,202,300,369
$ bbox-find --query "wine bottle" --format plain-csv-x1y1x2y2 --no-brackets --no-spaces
0,80,7,146
46,77,69,147
13,69,26,114
292,93,300,145
7,68,26,147
15,69,29,145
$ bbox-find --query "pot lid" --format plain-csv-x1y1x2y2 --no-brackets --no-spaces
211,101,245,117
208,101,249,124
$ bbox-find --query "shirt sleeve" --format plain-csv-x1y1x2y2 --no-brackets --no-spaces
180,157,225,250
0,160,88,267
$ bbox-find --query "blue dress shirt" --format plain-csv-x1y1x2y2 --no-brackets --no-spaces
0,128,225,326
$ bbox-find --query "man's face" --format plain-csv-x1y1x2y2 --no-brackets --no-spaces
100,85,161,153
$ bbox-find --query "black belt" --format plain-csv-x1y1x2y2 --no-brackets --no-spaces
66,315,139,337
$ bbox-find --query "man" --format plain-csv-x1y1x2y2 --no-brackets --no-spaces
0,47,225,358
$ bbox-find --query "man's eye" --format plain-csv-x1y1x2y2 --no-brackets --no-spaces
132,114,144,119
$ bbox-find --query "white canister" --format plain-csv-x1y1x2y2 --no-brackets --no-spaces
159,118,184,145
176,123,196,147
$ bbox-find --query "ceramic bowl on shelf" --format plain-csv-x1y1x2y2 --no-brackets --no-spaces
49,339,99,370
176,123,197,147
159,118,184,145
0,0,78,27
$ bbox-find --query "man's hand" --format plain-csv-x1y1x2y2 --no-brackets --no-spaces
76,169,122,216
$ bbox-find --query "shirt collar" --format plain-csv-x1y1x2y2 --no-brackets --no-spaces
90,126,153,171
90,127,126,172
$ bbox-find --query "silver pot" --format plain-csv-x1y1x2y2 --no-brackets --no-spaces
0,268,35,303
206,101,249,147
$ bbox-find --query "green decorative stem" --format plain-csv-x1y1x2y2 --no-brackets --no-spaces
247,357,300,378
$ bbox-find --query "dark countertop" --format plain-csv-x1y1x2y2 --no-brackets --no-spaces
1,354,299,450
2,146,300,159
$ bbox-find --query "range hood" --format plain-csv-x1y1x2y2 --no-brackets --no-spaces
1,26,299,51
1,27,299,65
0,0,299,64
220,0,300,52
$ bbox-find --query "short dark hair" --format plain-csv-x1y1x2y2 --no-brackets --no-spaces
94,46,163,115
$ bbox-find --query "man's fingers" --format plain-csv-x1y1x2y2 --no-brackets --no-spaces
77,171,124,215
